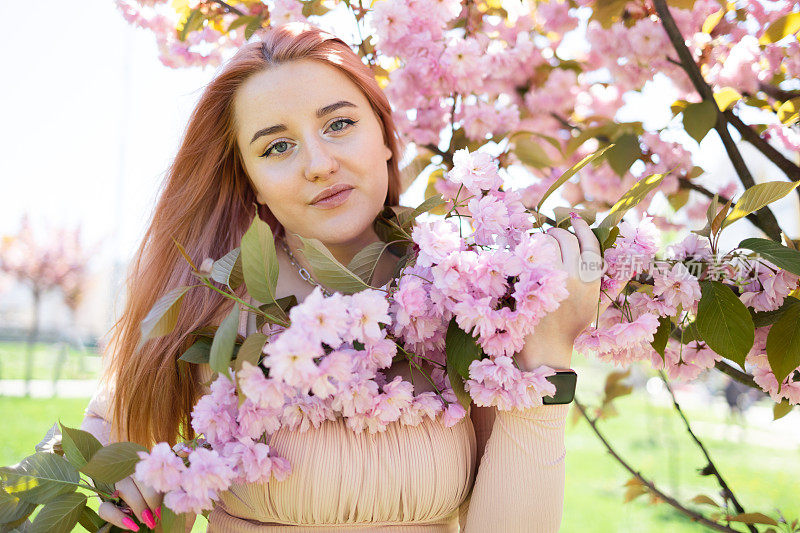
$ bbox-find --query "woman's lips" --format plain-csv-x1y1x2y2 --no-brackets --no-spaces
312,187,353,208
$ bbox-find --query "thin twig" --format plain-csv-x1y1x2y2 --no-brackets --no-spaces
208,0,245,16
574,398,745,533
676,177,763,228
658,371,757,533
652,0,782,241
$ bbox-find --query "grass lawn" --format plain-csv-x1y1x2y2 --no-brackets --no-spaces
2,369,797,532
0,341,101,381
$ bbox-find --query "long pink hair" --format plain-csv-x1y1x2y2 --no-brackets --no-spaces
105,22,403,446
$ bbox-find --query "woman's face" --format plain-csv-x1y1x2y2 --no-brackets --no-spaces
234,59,393,248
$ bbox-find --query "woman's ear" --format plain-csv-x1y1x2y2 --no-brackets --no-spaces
383,145,392,161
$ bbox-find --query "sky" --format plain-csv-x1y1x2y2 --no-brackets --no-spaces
2,0,797,273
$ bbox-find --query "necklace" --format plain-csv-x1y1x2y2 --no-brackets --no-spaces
278,237,332,296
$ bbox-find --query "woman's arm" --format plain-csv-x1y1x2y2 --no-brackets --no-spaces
459,343,571,533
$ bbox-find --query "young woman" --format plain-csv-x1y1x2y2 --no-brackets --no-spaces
82,22,601,532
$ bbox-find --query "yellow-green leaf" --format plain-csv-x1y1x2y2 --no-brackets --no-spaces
605,133,641,177
298,237,371,294
29,492,86,533
514,136,554,169
723,181,800,228
773,400,793,420
759,12,800,44
690,494,719,507
241,217,280,306
713,87,741,111
234,333,267,373
696,280,755,368
765,297,800,390
598,173,666,231
210,303,240,378
80,443,147,486
777,97,800,125
138,286,191,347
538,145,613,211
728,512,779,526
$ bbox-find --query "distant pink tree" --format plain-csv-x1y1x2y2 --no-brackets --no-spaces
0,215,94,395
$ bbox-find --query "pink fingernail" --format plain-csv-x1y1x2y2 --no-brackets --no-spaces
142,509,156,529
569,211,579,219
121,516,139,532
155,506,161,520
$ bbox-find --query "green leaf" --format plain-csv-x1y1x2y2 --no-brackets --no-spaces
241,217,280,306
696,281,755,368
752,296,797,327
723,181,800,228
759,12,800,44
58,424,102,470
597,173,666,232
348,242,391,285
244,16,263,40
728,512,779,526
210,303,240,378
28,492,85,533
445,319,483,380
227,15,257,33
77,506,104,532
160,506,188,533
650,316,672,360
514,136,553,169
298,237,370,294
211,247,244,290
0,489,35,524
234,333,267,373
179,9,204,41
139,286,191,347
538,145,614,211
773,400,793,420
398,195,446,228
80,443,147,486
605,133,641,177
34,423,61,455
179,338,212,364
0,454,79,504
739,238,800,277
765,297,800,389
256,296,298,331
683,100,718,144
445,319,482,411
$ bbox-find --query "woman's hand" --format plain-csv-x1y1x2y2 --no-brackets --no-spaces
517,215,608,371
97,475,161,531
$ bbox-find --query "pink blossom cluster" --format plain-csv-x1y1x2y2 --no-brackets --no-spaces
739,260,799,312
747,327,800,405
465,356,556,410
134,438,290,514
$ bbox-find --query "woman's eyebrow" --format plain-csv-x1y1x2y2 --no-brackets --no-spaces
249,100,358,144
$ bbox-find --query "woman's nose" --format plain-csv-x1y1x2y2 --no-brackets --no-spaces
302,137,340,182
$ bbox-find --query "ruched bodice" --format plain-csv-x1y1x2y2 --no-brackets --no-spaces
210,412,476,531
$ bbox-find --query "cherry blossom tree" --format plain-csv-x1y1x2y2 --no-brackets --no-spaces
0,215,94,395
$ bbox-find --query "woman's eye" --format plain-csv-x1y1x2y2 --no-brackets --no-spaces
261,141,291,158
329,118,357,132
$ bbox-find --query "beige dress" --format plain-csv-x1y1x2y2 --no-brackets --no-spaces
82,301,569,532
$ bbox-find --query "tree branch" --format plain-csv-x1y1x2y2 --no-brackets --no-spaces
658,372,757,533
757,82,800,102
713,360,764,393
723,110,800,194
676,177,763,229
652,0,783,241
574,398,746,533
